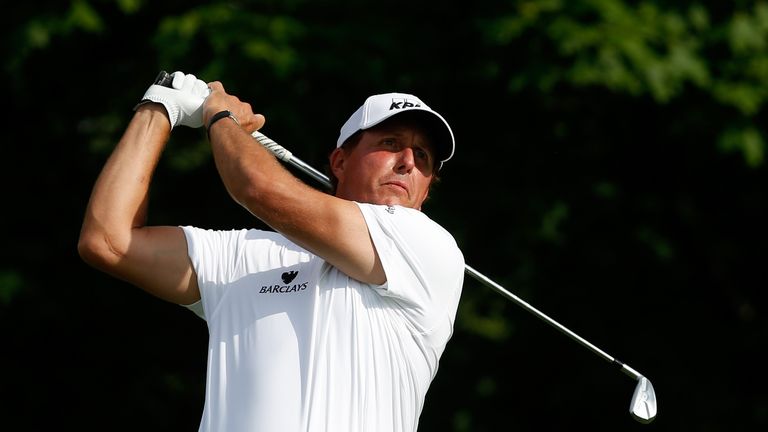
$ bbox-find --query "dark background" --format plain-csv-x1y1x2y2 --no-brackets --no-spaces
2,1,766,430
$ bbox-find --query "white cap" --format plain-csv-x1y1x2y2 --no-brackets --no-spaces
336,93,455,168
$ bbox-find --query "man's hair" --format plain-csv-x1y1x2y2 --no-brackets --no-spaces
326,112,443,194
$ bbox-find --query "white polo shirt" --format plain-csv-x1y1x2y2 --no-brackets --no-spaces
182,203,465,432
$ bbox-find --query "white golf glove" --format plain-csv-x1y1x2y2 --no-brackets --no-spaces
136,71,209,129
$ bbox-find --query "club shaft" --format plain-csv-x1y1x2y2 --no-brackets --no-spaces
465,264,642,381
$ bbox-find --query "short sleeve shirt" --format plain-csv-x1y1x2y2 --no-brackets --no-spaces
182,203,464,432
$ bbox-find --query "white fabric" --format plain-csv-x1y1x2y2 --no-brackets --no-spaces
139,71,208,128
336,93,455,164
181,203,464,432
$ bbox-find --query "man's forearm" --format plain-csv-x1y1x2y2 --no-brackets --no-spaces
79,105,171,260
207,116,299,216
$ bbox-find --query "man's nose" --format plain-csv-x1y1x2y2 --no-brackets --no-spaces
395,147,415,173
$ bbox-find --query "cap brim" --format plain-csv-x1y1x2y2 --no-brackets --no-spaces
368,109,455,165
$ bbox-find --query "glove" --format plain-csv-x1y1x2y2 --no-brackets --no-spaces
136,71,210,129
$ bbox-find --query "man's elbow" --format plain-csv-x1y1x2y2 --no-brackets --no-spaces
77,229,124,272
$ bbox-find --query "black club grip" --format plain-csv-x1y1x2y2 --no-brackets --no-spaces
154,70,173,87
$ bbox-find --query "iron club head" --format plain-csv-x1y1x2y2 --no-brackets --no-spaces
629,376,657,423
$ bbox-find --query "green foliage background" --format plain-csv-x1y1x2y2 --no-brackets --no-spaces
2,0,767,430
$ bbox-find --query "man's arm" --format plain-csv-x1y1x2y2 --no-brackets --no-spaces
78,104,200,304
202,82,385,285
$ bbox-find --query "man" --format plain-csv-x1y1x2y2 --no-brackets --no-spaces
78,71,465,432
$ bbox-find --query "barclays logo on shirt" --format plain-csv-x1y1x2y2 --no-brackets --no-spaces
259,270,308,294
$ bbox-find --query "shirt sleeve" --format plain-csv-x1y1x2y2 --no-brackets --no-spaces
180,226,314,321
180,226,247,321
181,299,205,319
355,203,465,333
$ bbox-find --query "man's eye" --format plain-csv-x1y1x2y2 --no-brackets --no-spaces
382,139,396,146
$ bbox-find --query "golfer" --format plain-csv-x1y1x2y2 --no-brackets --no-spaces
78,71,465,432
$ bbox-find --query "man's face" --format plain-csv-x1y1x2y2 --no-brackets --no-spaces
331,123,436,210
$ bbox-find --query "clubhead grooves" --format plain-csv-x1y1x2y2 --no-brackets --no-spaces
630,376,657,423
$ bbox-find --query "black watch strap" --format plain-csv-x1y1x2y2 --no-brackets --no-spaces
207,110,239,139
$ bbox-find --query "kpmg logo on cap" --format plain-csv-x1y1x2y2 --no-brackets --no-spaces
389,98,421,111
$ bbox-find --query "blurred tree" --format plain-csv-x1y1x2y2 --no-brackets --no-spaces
2,0,766,431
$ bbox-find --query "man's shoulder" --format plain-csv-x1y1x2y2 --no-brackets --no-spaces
355,203,460,250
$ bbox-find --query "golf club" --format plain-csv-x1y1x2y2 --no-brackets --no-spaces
155,70,658,423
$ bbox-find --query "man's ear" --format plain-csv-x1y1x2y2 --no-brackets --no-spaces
330,147,346,181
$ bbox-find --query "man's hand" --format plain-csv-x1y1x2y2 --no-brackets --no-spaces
203,81,266,134
137,71,209,129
